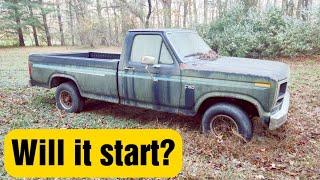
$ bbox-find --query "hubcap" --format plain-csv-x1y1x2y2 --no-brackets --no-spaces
59,90,72,109
210,115,239,138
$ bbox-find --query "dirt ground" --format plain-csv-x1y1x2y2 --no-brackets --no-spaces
0,46,319,179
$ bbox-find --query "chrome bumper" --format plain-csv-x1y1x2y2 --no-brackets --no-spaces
269,92,290,130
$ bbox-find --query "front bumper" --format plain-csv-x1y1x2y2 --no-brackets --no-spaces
269,92,290,130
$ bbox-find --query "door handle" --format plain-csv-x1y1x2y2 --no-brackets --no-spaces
124,67,135,71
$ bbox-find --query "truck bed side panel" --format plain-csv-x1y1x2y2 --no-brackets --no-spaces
30,54,120,103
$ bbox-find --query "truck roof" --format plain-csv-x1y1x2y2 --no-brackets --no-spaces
128,28,196,33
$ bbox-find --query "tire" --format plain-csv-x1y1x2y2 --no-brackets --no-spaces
202,103,253,141
55,82,84,113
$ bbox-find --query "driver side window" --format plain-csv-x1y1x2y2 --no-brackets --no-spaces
130,35,162,63
130,34,174,65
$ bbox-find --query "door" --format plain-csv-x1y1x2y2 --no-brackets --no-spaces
119,33,181,110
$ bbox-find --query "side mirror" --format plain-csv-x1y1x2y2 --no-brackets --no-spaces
141,56,156,65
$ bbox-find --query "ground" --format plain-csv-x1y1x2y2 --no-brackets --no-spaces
0,46,319,179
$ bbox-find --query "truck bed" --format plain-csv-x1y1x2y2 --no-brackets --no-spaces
29,52,120,69
29,52,121,103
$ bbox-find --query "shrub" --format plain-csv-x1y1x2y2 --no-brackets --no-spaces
199,5,320,58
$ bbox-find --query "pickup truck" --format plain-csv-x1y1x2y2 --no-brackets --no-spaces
29,29,290,141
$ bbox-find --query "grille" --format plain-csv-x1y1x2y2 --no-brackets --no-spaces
279,82,287,97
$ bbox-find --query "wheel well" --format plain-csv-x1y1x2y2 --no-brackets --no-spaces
197,97,259,118
50,76,76,88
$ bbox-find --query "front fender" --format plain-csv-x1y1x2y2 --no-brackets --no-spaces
194,92,268,118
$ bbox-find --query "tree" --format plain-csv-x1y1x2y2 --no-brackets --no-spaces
67,0,75,45
183,0,188,27
145,0,152,28
1,0,27,46
26,0,40,46
39,0,52,46
192,0,197,25
56,0,65,45
161,0,172,28
242,0,258,11
204,0,208,24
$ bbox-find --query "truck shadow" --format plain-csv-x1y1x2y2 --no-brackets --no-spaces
83,99,200,131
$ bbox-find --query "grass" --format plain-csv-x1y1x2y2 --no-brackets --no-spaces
0,46,320,179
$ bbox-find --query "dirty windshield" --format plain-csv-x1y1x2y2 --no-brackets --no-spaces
166,31,212,62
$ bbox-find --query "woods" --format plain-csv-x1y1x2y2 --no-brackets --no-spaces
0,0,319,57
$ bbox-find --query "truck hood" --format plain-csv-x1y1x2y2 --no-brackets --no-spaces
181,57,290,82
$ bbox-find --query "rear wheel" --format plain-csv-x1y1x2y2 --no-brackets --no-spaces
55,82,84,113
202,103,253,141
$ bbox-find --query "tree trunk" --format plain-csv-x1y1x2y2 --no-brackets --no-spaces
56,0,65,46
192,0,198,25
96,0,107,45
296,0,301,18
119,2,127,36
282,0,288,15
175,1,181,27
112,7,119,44
161,0,172,28
15,14,25,46
96,0,102,20
204,0,208,24
68,0,75,46
39,0,52,46
105,1,112,45
183,0,188,28
155,0,161,28
188,0,192,25
27,3,39,46
217,0,221,18
287,0,294,16
12,0,25,46
145,0,152,28
303,0,310,20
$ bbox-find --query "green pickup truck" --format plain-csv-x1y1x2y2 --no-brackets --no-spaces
29,29,290,141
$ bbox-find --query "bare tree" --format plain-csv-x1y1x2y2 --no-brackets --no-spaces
301,0,310,21
119,0,144,25
155,0,161,27
27,0,39,46
183,0,188,28
56,0,65,45
175,1,182,27
105,0,113,45
282,0,288,14
39,0,52,46
67,0,75,45
204,0,208,24
192,0,198,25
188,0,192,25
161,0,172,28
145,0,152,28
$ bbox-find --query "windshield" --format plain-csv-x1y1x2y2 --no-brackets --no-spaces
166,32,212,61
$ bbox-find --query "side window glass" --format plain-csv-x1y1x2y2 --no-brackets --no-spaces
159,42,174,64
130,35,162,63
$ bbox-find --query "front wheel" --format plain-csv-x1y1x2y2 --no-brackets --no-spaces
55,82,84,113
202,103,253,141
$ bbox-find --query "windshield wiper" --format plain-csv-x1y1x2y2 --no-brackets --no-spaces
184,52,203,58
